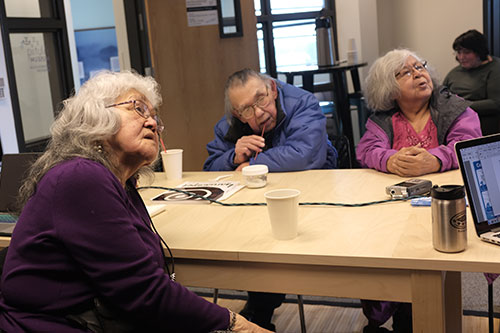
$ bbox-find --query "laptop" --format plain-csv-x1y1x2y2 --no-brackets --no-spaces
0,153,40,236
456,134,500,245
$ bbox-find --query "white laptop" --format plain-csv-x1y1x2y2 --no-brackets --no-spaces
0,153,40,236
456,134,500,245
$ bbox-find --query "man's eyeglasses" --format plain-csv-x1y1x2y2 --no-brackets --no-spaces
233,87,271,120
395,61,428,79
106,100,164,133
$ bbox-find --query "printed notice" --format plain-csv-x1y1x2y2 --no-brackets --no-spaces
186,0,218,27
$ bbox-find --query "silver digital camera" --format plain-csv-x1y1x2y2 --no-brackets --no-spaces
386,179,432,199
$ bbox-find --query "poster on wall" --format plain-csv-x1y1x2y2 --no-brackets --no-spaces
74,27,120,86
186,0,218,27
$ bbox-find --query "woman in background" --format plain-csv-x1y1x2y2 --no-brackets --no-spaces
0,71,269,333
443,29,500,135
356,49,481,332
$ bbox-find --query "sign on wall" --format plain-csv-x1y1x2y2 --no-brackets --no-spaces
186,0,218,27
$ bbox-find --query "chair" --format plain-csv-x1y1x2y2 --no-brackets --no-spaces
349,94,371,138
488,283,494,333
484,273,499,333
0,246,7,274
329,134,352,169
323,102,354,169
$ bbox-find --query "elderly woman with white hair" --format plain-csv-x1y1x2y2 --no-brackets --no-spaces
356,49,482,333
356,48,481,178
0,71,270,333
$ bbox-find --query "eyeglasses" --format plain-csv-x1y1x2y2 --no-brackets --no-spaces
106,100,164,133
395,61,428,79
233,87,272,120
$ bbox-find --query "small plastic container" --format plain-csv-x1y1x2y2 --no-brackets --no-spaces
242,164,269,188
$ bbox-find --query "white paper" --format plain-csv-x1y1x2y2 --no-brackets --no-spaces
151,181,244,204
146,204,167,217
186,0,216,7
186,0,218,27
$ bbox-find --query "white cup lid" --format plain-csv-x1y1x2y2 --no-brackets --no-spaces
242,164,268,176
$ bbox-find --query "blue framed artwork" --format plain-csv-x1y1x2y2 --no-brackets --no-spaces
74,27,120,85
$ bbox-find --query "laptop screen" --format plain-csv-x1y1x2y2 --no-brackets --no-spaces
456,134,500,235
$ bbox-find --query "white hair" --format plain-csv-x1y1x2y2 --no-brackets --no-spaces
223,68,273,122
18,70,162,208
364,49,439,111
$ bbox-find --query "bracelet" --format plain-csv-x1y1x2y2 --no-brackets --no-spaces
228,310,237,331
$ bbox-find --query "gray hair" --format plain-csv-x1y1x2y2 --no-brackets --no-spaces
18,70,162,208
364,49,439,111
223,68,273,123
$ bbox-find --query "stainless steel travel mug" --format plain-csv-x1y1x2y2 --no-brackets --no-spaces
431,185,467,253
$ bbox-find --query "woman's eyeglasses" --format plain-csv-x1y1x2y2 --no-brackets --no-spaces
106,100,164,133
395,61,428,79
233,87,271,120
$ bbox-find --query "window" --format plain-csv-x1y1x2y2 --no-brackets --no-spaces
0,0,74,152
254,0,337,78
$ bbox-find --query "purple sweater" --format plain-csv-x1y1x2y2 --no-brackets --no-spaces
0,158,228,332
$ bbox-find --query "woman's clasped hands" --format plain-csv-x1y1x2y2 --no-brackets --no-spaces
387,146,441,177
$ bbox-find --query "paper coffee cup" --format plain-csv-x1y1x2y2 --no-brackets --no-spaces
161,149,183,180
264,189,300,240
347,50,358,64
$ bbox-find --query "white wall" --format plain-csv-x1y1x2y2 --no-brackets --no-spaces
336,0,482,86
336,0,379,89
376,0,482,80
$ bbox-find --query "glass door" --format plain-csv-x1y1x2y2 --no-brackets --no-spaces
0,0,74,152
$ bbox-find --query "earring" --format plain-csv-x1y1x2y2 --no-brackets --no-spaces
95,144,103,153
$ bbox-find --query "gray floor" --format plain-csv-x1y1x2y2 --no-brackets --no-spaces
463,272,500,313
190,272,500,314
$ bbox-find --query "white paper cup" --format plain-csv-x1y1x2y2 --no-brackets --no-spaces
347,50,358,64
161,149,183,180
264,189,300,240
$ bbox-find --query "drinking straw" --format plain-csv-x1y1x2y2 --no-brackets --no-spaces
254,123,266,160
160,136,167,153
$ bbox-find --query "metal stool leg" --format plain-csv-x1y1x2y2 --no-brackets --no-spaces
489,283,494,333
213,288,219,304
297,295,306,333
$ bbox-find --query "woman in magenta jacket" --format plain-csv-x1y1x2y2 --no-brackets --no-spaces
356,49,481,333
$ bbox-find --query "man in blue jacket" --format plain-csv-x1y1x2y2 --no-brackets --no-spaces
203,68,337,330
204,68,337,172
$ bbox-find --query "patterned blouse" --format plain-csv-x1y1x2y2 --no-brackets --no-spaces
391,111,439,150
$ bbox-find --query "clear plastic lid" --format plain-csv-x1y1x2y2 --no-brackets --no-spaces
242,164,268,176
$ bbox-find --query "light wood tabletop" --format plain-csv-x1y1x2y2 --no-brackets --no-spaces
139,169,500,333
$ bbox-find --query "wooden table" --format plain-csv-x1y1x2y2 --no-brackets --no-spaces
139,169,500,332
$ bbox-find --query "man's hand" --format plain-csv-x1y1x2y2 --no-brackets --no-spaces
235,162,250,171
387,146,441,177
234,135,265,165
